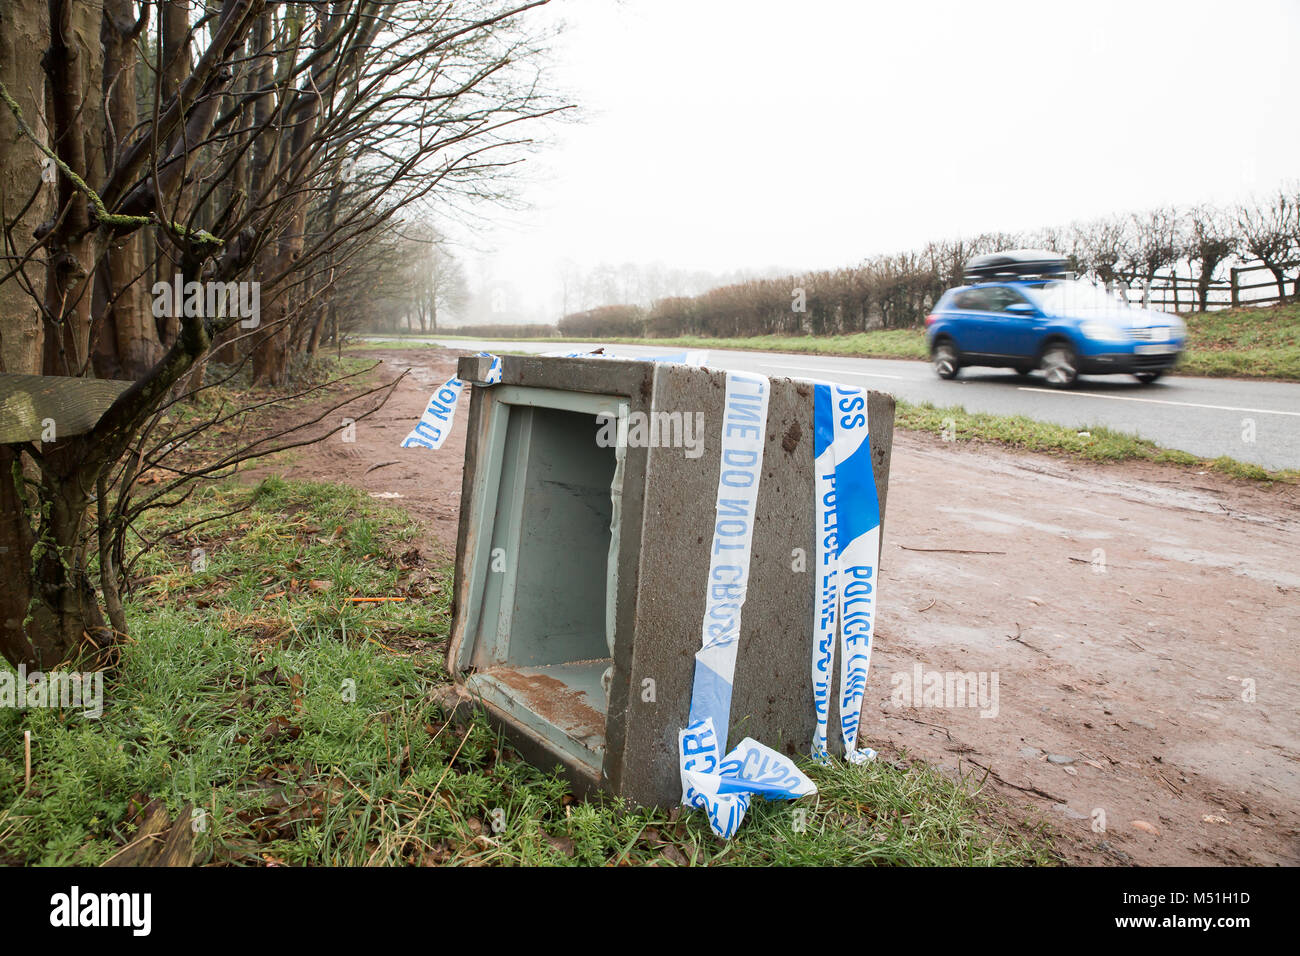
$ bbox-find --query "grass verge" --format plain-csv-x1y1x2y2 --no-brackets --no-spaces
897,399,1298,483
0,479,1057,866
363,302,1300,380
1179,303,1300,380
355,329,929,361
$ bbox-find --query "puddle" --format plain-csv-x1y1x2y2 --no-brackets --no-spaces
937,506,1112,540
1148,546,1300,589
383,360,442,386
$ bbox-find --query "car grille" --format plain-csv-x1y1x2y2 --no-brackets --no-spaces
1128,327,1170,341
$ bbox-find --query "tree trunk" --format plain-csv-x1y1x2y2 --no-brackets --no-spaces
1196,271,1211,312
41,0,106,377
0,0,52,375
1269,266,1288,302
98,0,161,380
251,298,291,385
0,445,109,668
250,8,310,386
178,350,208,398
152,0,192,349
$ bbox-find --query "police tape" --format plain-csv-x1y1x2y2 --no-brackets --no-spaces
810,383,881,766
399,352,501,449
677,371,815,838
397,350,707,449
678,377,885,838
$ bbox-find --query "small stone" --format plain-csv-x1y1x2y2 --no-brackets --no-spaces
542,832,576,856
1019,746,1041,759
1130,718,1156,730
1131,820,1161,836
1046,753,1075,765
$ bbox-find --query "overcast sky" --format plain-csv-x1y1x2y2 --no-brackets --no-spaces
452,0,1300,321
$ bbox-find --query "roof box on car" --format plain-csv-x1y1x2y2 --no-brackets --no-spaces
964,249,1069,281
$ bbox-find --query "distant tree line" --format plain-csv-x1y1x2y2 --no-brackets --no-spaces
557,304,645,337
561,186,1300,339
415,321,555,338
354,225,469,335
555,261,790,315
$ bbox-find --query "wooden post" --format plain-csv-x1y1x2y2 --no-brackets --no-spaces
1230,268,1240,308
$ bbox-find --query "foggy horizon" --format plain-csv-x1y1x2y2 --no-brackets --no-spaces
438,0,1300,325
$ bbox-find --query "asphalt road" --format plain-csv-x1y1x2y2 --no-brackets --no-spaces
377,337,1300,470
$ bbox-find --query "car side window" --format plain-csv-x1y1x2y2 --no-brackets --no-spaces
986,287,1029,313
954,289,990,310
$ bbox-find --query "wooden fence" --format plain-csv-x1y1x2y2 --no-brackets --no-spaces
1113,261,1299,312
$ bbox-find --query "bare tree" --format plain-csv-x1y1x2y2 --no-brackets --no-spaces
1073,216,1132,288
1185,204,1238,310
1237,189,1298,301
0,0,564,667
1128,207,1183,306
415,229,469,331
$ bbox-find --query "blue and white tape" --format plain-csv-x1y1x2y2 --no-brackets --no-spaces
677,371,815,838
810,383,881,766
399,352,502,449
399,350,707,450
680,379,884,838
399,353,884,838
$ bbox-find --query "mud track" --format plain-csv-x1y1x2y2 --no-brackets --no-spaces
249,348,1299,866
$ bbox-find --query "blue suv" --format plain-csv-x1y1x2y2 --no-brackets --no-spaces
926,251,1185,387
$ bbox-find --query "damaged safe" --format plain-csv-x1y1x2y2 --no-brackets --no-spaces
447,353,894,807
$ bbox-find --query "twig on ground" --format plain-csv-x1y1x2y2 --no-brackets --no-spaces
900,545,1006,555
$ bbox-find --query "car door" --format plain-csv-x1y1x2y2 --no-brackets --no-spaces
982,285,1043,358
949,287,997,355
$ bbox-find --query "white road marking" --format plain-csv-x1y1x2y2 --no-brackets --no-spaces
1017,387,1300,417
761,363,910,380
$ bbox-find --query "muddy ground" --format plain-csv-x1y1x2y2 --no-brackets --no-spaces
249,347,1300,866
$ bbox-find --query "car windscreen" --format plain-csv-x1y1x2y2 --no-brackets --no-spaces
1029,280,1129,314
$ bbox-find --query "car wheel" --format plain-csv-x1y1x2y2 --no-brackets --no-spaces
932,342,960,379
1040,342,1078,388
1134,370,1163,384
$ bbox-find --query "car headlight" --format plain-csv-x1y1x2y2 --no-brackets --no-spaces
1079,320,1125,342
